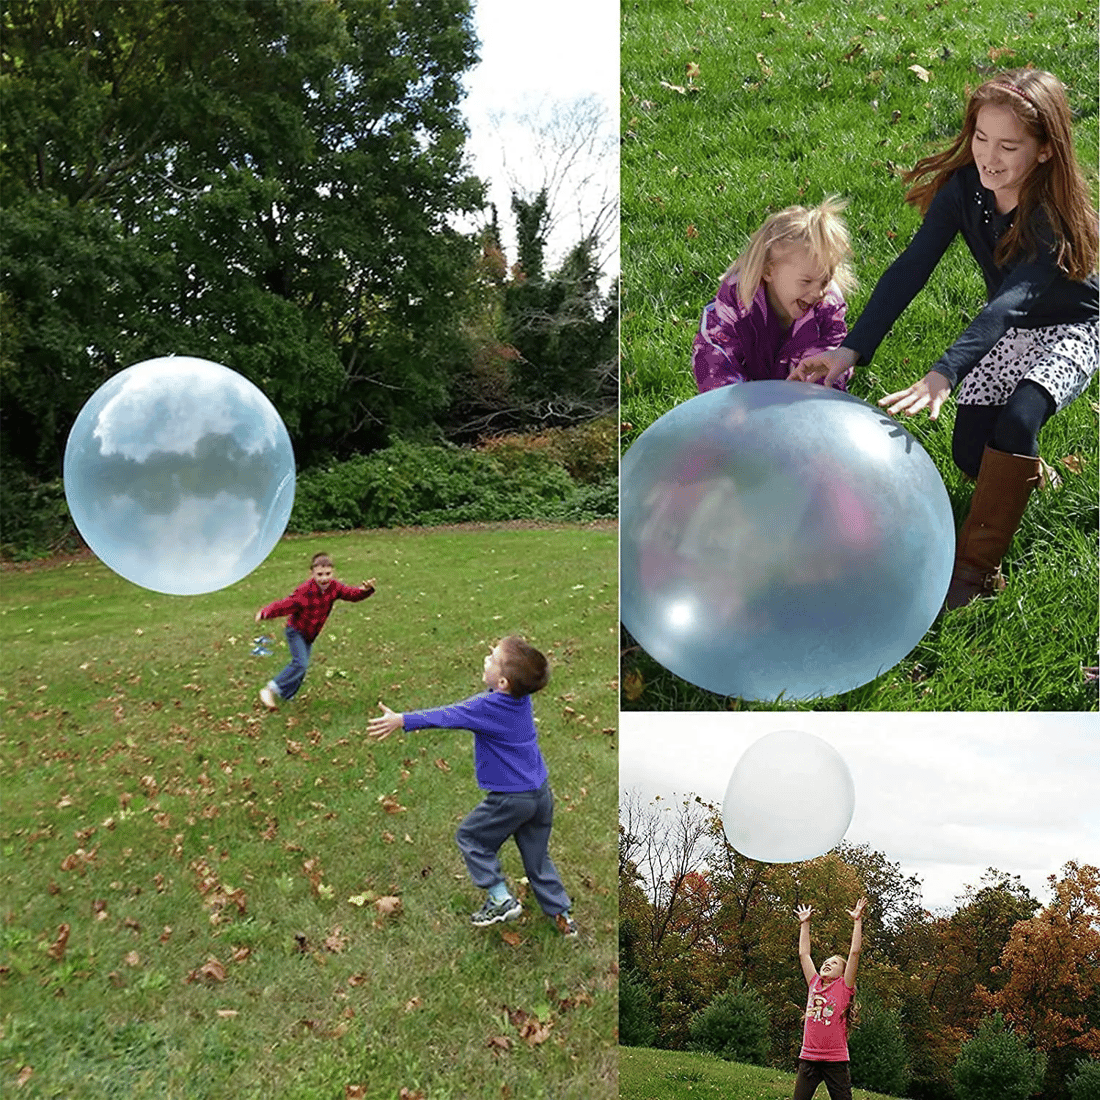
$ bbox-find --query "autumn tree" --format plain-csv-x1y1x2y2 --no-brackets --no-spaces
984,863,1100,1097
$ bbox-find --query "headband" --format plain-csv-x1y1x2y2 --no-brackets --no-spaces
991,81,1039,110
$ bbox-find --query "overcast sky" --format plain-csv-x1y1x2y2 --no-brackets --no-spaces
619,711,1100,913
459,0,619,273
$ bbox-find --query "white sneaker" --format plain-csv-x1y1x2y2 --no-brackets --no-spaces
259,687,278,711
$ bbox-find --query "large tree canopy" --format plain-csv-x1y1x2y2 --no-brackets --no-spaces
1,0,484,478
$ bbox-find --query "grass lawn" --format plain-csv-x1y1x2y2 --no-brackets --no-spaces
620,0,1099,711
1,523,618,1099
620,1046,901,1100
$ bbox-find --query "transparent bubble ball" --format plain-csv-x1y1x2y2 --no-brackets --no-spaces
722,729,855,863
63,356,296,595
620,381,955,701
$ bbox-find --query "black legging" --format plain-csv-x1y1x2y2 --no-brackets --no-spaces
952,379,1056,478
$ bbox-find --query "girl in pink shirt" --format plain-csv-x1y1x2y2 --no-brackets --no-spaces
793,896,867,1100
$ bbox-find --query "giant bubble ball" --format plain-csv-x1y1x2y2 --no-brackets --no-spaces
63,356,296,596
722,729,855,863
620,381,955,701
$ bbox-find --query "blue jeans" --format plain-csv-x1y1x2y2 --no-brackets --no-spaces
270,626,312,700
455,780,571,916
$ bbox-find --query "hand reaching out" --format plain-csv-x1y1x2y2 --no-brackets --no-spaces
848,897,868,920
367,703,404,741
878,370,951,420
796,905,814,924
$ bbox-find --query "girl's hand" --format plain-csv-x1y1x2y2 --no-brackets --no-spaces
254,610,264,624
878,370,951,420
796,905,814,923
367,703,404,741
789,347,858,388
362,578,377,591
848,897,868,920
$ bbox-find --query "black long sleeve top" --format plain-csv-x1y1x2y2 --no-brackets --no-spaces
843,163,1098,387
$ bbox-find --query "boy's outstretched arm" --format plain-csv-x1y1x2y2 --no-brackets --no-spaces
797,905,817,985
367,703,405,741
844,896,867,988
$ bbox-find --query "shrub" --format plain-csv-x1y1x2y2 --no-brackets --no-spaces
687,978,771,1066
619,967,659,1048
1069,1059,1100,1100
288,440,579,533
849,999,911,1096
477,415,618,485
953,1013,1046,1100
0,466,79,560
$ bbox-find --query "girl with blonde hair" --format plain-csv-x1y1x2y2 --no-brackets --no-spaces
692,197,857,391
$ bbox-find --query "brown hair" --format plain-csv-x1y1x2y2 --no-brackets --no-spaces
903,69,1098,280
311,552,333,569
498,636,550,697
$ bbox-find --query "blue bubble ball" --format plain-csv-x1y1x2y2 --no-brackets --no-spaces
620,381,955,701
63,356,296,595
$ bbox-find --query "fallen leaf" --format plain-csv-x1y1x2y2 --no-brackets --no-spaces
399,1090,426,1100
686,224,698,239
216,1009,239,1018
46,924,71,961
324,926,349,953
405,996,423,1011
686,61,700,80
16,1066,33,1087
500,930,523,947
379,794,406,814
1060,454,1083,474
487,1035,513,1053
909,64,931,82
659,80,687,95
374,895,403,919
187,957,227,984
433,758,451,773
124,951,141,967
346,1086,367,1099
622,671,645,702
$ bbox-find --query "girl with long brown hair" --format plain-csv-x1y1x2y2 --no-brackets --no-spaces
794,70,1098,609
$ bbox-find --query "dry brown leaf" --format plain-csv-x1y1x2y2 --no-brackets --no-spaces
487,1035,512,1053
124,951,141,967
500,930,523,948
909,64,931,82
374,895,403,919
346,1085,367,1099
659,80,687,95
622,671,645,702
404,996,423,1011
324,926,349,954
1060,454,1083,474
399,1090,426,1100
16,1066,33,1088
379,793,406,814
216,1009,239,1018
686,224,699,239
433,758,451,773
187,957,227,984
46,924,70,961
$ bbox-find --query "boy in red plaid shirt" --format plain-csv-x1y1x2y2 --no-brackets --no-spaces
255,552,375,710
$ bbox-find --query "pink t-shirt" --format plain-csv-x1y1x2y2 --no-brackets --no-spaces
799,974,853,1061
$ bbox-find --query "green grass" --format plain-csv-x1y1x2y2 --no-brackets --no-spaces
620,0,1099,711
0,524,618,1099
620,1046,902,1100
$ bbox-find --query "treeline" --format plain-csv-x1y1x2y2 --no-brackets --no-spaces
619,792,1100,1100
0,0,617,556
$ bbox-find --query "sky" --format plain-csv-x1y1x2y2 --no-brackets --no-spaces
619,711,1100,913
458,0,619,275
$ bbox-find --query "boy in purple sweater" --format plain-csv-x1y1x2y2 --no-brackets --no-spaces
366,636,576,936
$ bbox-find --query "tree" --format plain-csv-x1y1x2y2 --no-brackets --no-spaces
984,863,1100,1097
687,978,771,1066
953,1013,1046,1100
849,996,911,1096
619,967,659,1049
1,0,484,485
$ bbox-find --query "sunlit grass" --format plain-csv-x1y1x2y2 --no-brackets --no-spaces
1,524,619,1099
620,0,1099,711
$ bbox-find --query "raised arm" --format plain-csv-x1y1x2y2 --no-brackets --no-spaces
797,905,817,986
844,897,867,988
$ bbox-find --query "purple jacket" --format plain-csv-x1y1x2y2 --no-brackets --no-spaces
691,275,850,392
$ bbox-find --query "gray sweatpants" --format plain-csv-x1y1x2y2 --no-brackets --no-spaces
455,780,571,917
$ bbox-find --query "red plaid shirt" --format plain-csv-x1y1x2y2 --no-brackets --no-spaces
259,578,373,643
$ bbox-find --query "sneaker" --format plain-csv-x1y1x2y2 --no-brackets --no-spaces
259,687,278,711
470,895,521,927
555,912,579,938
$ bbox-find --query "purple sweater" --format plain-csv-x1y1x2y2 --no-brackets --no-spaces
402,691,549,793
692,275,850,391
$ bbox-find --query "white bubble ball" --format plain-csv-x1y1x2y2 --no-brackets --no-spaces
722,729,855,863
63,356,295,595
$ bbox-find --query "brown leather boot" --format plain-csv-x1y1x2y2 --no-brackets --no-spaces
946,444,1041,610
